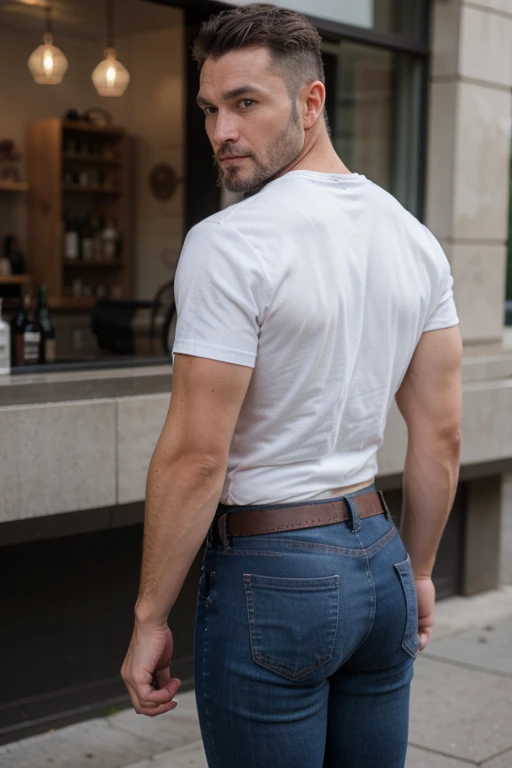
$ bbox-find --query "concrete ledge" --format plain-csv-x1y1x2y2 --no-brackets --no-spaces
378,379,512,476
1,366,512,523
0,400,116,523
0,364,172,407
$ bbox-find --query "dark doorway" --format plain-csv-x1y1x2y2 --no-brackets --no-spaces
184,6,222,232
0,524,203,744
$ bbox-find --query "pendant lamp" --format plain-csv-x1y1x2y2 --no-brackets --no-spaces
28,2,68,85
92,0,130,97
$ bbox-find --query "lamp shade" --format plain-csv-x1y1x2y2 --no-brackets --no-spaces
28,32,68,84
92,47,130,97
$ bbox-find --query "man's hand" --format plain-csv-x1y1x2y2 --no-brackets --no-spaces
121,621,182,716
415,576,435,651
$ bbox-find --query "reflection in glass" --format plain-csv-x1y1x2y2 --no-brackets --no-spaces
323,41,423,216
230,0,427,41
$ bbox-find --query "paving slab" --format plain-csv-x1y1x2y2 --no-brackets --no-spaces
108,693,201,755
424,616,512,676
409,657,512,763
125,740,207,768
432,587,512,641
406,745,475,767
482,749,512,767
109,710,201,756
0,717,156,768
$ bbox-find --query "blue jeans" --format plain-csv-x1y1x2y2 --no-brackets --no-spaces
193,484,419,767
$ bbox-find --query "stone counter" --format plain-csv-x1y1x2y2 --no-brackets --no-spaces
0,363,172,407
1,352,512,525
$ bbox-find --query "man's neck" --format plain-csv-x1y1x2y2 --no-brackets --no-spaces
280,130,351,177
243,129,352,198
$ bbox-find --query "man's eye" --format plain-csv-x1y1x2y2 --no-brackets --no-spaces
204,106,217,115
240,99,255,109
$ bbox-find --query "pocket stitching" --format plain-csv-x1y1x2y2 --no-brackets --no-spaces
243,574,340,680
394,556,419,659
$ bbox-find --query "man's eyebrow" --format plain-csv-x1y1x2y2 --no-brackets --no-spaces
222,85,264,101
196,85,264,107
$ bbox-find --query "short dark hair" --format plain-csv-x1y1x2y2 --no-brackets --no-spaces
192,3,325,95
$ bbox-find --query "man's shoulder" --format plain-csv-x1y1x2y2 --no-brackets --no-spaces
190,184,298,244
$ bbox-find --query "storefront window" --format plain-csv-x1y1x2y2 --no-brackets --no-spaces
0,0,184,371
0,0,427,372
323,41,423,216
507,136,512,325
229,0,427,41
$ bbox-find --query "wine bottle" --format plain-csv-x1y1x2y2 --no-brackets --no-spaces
64,214,80,260
102,219,119,261
94,215,105,261
11,296,28,366
22,296,42,366
81,217,94,261
0,298,11,375
35,285,56,364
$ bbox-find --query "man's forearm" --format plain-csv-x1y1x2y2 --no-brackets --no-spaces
400,437,461,580
134,448,226,625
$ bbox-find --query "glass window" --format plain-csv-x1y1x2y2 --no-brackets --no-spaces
228,0,427,41
372,0,427,40
323,41,424,216
506,137,512,326
0,0,184,371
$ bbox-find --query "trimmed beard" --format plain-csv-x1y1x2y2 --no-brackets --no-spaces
214,106,303,194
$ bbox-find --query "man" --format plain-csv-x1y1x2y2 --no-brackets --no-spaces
121,5,462,767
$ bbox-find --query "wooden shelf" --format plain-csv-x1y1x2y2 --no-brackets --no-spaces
48,296,97,311
62,184,122,194
63,259,125,268
28,118,131,316
0,180,29,192
0,274,31,284
62,153,122,166
62,121,125,136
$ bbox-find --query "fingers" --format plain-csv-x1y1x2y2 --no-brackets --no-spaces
125,678,182,716
155,666,171,690
418,627,432,652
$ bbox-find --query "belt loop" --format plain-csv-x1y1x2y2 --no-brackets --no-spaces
377,490,391,521
217,513,232,550
345,496,361,534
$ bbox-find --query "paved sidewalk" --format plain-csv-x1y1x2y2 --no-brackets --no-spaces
2,586,512,768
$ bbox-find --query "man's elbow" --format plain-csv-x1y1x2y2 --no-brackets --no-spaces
152,442,227,480
408,425,462,462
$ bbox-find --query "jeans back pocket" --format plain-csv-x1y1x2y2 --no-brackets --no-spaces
243,573,339,681
394,555,419,659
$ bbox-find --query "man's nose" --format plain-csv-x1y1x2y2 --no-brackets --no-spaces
213,111,240,146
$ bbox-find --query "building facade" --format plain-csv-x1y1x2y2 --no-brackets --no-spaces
1,0,511,744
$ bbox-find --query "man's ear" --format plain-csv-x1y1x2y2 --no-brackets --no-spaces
302,81,326,129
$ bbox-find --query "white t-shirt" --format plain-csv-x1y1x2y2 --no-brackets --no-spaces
172,171,459,505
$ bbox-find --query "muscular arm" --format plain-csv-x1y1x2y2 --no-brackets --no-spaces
135,353,253,624
395,325,463,580
121,353,252,715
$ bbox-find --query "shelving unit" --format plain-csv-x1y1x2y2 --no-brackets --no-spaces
0,274,33,308
61,153,122,167
63,259,126,268
0,180,30,193
0,275,31,285
48,296,97,311
62,185,123,194
27,118,131,312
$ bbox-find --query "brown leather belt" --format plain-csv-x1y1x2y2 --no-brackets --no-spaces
215,490,389,542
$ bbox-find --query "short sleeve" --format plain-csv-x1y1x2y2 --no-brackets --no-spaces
171,221,272,368
422,229,459,333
